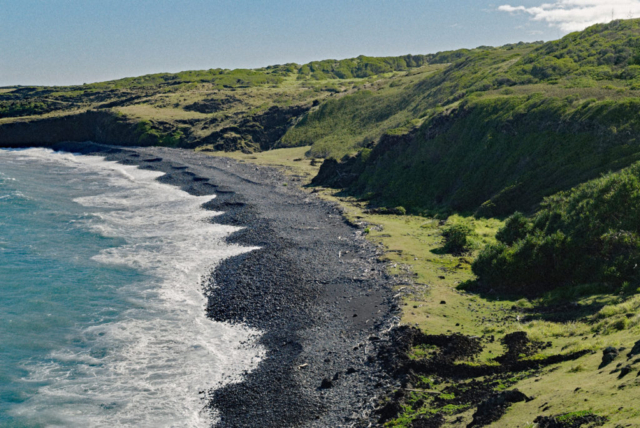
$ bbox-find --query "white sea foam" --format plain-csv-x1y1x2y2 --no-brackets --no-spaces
6,148,263,427
0,191,30,201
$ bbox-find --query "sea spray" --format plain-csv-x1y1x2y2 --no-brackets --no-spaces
0,148,263,427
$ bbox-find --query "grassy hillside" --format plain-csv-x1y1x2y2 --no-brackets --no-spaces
303,20,640,218
279,62,450,158
327,94,640,217
0,52,458,152
281,44,540,158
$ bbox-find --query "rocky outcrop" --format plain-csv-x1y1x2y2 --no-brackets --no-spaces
200,104,310,152
0,104,310,153
183,96,241,114
311,156,362,188
0,111,143,148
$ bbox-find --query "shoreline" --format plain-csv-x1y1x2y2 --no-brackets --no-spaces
51,142,400,427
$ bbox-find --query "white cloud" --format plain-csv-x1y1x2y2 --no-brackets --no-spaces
498,0,640,32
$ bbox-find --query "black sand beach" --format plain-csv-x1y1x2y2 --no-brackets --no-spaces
52,143,399,427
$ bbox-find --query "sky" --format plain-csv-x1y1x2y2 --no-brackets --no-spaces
1,0,637,87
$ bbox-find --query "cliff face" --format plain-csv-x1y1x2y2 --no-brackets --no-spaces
0,105,312,153
0,111,145,148
313,97,640,217
198,105,311,153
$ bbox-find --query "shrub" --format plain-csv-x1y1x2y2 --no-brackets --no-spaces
530,57,578,80
442,224,473,254
473,162,640,294
495,212,531,245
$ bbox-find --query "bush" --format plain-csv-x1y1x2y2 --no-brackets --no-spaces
473,162,640,294
530,57,578,80
442,224,473,254
394,206,407,215
495,212,531,245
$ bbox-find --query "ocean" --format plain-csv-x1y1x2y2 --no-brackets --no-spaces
0,148,263,427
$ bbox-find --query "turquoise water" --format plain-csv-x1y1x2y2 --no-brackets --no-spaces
0,149,262,427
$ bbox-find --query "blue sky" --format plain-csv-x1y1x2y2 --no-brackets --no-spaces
0,0,625,86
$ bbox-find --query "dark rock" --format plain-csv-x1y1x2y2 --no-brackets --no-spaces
618,365,632,379
0,111,150,148
412,413,445,428
468,389,529,427
320,378,333,389
628,340,640,359
200,104,311,152
365,206,407,216
376,401,402,424
600,346,619,368
493,332,542,366
393,389,406,399
534,412,608,427
183,95,241,114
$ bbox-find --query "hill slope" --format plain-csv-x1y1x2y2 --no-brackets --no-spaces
0,53,461,152
305,19,640,216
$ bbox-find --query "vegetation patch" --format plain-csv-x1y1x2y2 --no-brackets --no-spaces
441,223,473,255
374,327,588,427
472,162,640,295
534,411,607,428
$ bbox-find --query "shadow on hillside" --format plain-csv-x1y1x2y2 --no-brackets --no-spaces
459,280,611,321
516,301,608,322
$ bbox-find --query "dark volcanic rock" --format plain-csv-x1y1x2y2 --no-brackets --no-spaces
200,104,310,152
320,378,333,389
376,400,402,424
496,331,547,365
600,346,619,368
468,389,530,427
0,111,143,148
534,412,608,428
183,96,241,114
618,365,632,378
628,339,640,359
412,413,445,428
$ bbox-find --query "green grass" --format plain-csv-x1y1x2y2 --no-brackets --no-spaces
280,63,449,158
